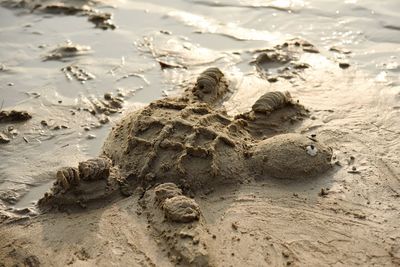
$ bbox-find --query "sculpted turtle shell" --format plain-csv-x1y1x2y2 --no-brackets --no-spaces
39,67,333,207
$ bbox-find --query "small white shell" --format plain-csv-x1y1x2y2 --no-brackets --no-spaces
306,145,318,157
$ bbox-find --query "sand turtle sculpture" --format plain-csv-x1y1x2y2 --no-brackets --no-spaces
37,67,333,266
39,67,333,209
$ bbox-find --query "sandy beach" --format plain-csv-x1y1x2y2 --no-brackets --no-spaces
1,0,399,266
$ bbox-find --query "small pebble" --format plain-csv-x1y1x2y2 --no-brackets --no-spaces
7,82,14,86
267,77,278,83
339,62,350,69
87,134,96,140
231,222,238,230
104,93,112,100
99,116,109,124
0,132,10,143
303,47,319,53
348,166,361,174
9,129,18,136
318,188,329,197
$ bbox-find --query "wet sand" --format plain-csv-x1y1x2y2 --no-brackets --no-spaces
1,0,400,266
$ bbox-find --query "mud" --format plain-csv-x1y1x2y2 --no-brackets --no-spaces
1,0,117,29
0,132,10,143
163,196,200,223
44,41,91,61
77,92,125,118
141,183,210,266
61,65,95,82
0,110,32,123
38,157,122,209
253,38,319,82
87,12,116,30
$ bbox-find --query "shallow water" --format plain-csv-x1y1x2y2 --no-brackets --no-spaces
0,0,399,210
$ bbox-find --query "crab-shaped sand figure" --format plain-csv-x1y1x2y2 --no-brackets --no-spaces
39,66,332,208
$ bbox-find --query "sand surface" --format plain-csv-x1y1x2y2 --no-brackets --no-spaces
1,0,400,266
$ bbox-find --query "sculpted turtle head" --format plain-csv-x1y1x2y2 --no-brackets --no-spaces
250,133,333,179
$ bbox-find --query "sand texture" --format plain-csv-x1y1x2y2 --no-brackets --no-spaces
0,1,399,264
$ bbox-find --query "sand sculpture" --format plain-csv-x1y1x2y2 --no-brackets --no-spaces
32,64,333,266
39,67,332,209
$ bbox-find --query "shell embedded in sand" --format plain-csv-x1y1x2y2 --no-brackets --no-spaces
306,145,318,156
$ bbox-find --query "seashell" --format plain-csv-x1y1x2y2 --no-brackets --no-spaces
78,157,111,181
252,91,292,113
306,145,318,156
55,167,80,190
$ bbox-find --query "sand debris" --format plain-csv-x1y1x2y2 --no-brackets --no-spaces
0,132,11,143
61,65,95,82
44,41,91,61
0,110,32,123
